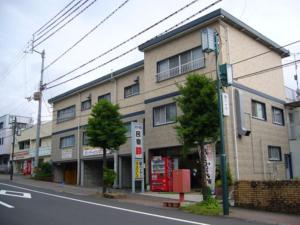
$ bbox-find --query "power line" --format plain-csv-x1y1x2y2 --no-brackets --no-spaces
34,0,87,41
44,0,221,87
33,0,78,36
44,0,130,70
33,0,98,48
234,59,300,81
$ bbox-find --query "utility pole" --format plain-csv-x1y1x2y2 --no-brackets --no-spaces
33,49,46,171
10,117,17,181
214,32,229,215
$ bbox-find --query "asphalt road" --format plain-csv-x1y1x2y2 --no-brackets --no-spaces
0,180,266,225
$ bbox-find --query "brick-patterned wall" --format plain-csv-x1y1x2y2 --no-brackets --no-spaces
234,181,300,214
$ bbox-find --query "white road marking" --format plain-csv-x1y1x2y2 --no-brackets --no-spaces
0,200,14,208
0,190,31,199
0,183,210,225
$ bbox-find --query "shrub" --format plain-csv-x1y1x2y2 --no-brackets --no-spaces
215,165,233,187
34,162,53,181
103,168,116,188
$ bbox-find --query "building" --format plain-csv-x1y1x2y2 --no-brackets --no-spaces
0,114,33,173
284,86,300,178
13,121,52,175
48,9,291,188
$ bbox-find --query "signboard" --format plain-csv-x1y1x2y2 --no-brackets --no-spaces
62,148,72,159
82,147,112,157
222,93,230,116
204,144,216,193
131,122,145,192
13,150,30,160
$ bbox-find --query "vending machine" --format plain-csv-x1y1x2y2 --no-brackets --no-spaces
150,156,173,192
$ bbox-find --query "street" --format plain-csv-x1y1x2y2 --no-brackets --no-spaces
0,180,268,225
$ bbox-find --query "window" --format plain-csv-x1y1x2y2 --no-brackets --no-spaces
0,138,4,145
17,123,28,129
156,47,205,81
57,106,75,123
272,107,284,125
81,100,91,111
124,120,137,137
124,83,139,98
60,135,75,149
251,100,266,121
0,122,3,129
82,132,89,146
153,103,176,126
19,140,30,149
98,93,111,102
124,122,132,137
268,146,282,161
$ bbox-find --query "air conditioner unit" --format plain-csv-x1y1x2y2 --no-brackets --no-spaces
201,27,215,53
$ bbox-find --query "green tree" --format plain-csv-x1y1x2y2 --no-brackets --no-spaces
87,99,127,194
175,73,219,199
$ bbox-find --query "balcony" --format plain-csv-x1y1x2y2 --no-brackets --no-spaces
156,57,205,82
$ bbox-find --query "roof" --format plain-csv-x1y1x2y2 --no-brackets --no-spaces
48,60,144,104
285,100,300,108
138,9,290,57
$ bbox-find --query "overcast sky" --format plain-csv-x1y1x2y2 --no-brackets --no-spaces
0,0,300,122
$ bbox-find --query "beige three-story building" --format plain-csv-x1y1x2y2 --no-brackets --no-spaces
48,9,291,187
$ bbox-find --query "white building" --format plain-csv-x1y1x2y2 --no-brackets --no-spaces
0,114,33,173
285,86,300,178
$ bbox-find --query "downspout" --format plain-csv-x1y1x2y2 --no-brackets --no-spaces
219,19,240,180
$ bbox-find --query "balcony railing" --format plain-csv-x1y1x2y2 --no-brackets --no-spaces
156,57,205,82
285,86,300,102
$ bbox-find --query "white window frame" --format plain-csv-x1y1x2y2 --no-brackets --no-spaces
156,47,205,82
153,103,177,126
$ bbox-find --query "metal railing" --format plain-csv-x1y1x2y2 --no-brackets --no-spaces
156,57,205,82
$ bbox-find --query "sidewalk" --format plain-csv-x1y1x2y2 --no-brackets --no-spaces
1,174,299,225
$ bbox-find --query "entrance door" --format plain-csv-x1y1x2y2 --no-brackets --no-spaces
64,167,77,185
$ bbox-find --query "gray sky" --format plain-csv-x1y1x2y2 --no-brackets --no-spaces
0,0,300,122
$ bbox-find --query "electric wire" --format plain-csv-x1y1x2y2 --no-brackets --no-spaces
44,0,130,70
33,0,78,36
33,0,98,48
44,0,222,88
34,0,87,41
45,0,205,84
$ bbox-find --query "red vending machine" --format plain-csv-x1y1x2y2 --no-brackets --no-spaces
150,156,173,192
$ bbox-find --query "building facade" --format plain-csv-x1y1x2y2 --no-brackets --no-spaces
13,121,52,175
0,114,32,173
48,9,291,187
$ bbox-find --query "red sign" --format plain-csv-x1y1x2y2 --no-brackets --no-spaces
135,146,142,155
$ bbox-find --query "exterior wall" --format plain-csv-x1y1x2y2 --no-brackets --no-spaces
225,86,289,181
49,18,289,186
220,23,285,100
14,122,52,164
143,24,218,102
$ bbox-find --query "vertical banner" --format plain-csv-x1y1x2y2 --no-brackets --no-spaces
131,122,144,193
204,144,216,193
